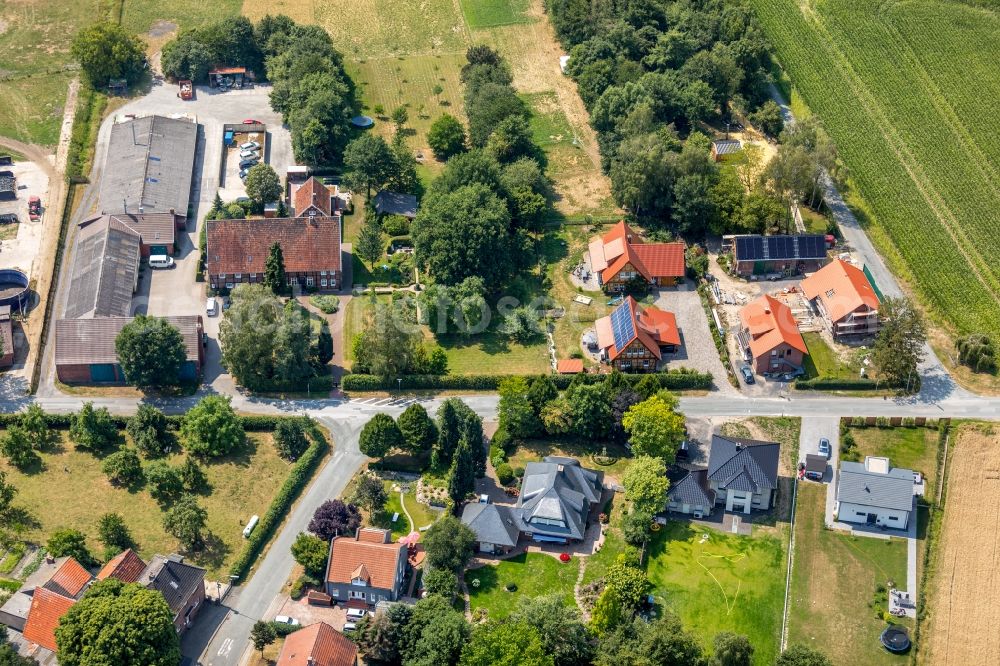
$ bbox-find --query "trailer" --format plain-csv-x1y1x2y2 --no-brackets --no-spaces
178,80,193,101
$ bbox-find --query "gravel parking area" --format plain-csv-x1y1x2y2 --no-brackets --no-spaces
0,160,49,276
654,282,736,394
275,596,349,631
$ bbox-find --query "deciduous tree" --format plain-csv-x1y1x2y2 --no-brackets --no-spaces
359,413,405,459
459,620,553,666
274,417,311,461
498,376,541,438
0,427,40,470
101,449,144,488
622,394,686,462
97,513,134,556
20,404,58,451
714,632,754,666
47,529,95,567
567,384,611,441
871,297,926,392
291,532,328,577
144,461,185,504
428,114,467,160
511,594,593,666
244,164,282,206
181,396,244,457
422,568,458,598
775,645,833,666
162,494,208,549
308,500,361,541
352,475,388,516
127,405,171,458
355,206,385,268
250,620,276,657
343,134,397,198
70,403,122,453
622,456,669,516
56,579,180,666
71,22,146,86
422,515,475,572
115,316,187,389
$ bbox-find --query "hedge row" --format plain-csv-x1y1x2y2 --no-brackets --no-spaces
228,424,330,581
0,412,298,432
342,369,713,392
795,377,885,391
242,374,335,395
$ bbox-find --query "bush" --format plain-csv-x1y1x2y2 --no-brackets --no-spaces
274,418,311,462
795,377,885,391
622,509,653,546
495,463,514,485
382,215,410,237
310,294,340,314
956,333,997,373
229,425,330,581
489,445,506,469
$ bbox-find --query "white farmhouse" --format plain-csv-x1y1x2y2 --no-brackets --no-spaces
836,456,914,529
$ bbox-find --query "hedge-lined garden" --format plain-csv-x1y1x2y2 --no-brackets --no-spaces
342,368,713,392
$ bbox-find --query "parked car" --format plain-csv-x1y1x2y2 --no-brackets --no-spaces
239,169,249,180
239,148,258,160
274,616,300,628
818,438,831,459
206,298,218,317
238,158,258,170
148,255,174,269
243,119,260,125
740,365,755,384
346,608,367,620
342,622,358,632
239,141,260,150
0,213,18,225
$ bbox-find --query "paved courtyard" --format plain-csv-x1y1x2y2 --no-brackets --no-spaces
654,282,736,394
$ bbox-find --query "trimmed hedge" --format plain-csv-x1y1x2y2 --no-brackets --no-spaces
0,412,288,432
228,423,330,581
794,377,902,391
341,369,713,392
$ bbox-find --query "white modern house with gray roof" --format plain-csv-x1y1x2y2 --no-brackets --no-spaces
667,435,780,516
836,456,914,529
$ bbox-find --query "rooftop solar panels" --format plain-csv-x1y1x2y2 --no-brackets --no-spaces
733,234,827,262
611,299,636,352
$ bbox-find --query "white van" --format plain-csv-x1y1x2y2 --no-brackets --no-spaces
242,514,259,538
346,608,367,620
206,297,218,317
148,255,174,269
342,622,357,632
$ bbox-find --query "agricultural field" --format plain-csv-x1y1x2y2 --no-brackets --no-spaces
921,424,1000,665
0,430,298,578
787,483,911,666
753,0,1000,346
646,521,787,665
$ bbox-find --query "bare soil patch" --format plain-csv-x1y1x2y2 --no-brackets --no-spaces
922,425,1000,665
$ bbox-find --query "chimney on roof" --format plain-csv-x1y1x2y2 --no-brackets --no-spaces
169,208,175,215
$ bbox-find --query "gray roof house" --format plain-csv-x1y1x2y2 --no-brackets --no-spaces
836,456,914,529
98,115,198,219
63,215,141,319
511,456,603,544
666,468,717,517
138,554,206,634
460,502,520,554
372,190,418,219
706,435,780,514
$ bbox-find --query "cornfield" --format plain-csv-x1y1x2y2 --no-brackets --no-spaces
752,0,1000,337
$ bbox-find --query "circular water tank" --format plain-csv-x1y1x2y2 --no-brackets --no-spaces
0,269,30,311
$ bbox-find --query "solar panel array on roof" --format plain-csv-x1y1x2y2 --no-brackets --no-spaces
734,234,827,262
611,300,636,352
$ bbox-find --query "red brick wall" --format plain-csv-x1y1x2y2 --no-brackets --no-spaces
56,364,93,384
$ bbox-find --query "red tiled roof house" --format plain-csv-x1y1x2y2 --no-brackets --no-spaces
594,296,681,372
207,215,342,292
738,295,808,375
277,622,358,666
588,221,685,292
800,259,881,339
325,528,407,607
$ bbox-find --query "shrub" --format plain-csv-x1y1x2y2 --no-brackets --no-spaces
622,509,653,546
956,333,997,373
489,445,506,469
310,294,340,314
382,215,410,237
342,370,712,392
495,463,514,485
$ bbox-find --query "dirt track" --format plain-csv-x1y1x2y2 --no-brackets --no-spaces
922,427,1000,665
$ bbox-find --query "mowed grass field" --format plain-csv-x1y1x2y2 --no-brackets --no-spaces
753,0,1000,343
646,521,787,665
787,483,911,665
0,431,295,578
922,425,1000,665
460,0,532,28
465,552,580,618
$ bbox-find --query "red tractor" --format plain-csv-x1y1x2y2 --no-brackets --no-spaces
28,196,41,221
178,80,194,101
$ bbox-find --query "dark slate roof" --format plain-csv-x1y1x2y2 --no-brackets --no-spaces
667,468,716,507
707,435,779,493
373,190,418,217
99,115,198,217
138,555,205,617
805,454,827,474
64,216,141,319
837,461,914,512
513,457,603,541
460,503,519,547
733,234,828,262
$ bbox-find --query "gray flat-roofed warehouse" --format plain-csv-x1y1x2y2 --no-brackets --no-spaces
63,216,140,319
99,115,198,219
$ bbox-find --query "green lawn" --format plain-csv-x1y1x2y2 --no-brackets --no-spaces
522,91,591,177
0,431,299,578
373,481,442,540
802,332,859,381
465,552,580,618
435,330,549,375
848,426,939,497
121,0,243,34
316,0,469,58
508,440,633,482
787,483,911,665
646,521,787,665
460,0,532,28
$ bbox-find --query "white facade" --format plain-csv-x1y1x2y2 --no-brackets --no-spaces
712,486,773,514
836,501,910,530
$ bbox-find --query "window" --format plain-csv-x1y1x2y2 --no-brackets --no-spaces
306,276,315,287
225,282,234,289
888,516,899,521
331,588,339,597
321,279,328,287
234,273,241,280
320,271,326,276
249,273,256,279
